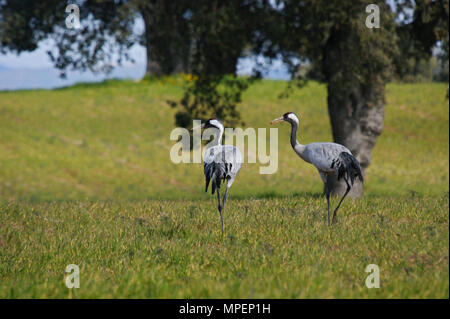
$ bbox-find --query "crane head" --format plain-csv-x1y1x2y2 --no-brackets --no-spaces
270,112,298,125
190,118,223,131
204,118,223,130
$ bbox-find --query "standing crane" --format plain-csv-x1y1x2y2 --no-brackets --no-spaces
270,112,363,225
191,118,242,233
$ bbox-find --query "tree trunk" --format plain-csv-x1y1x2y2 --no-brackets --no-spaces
325,80,385,197
140,2,190,77
141,6,162,77
323,26,386,198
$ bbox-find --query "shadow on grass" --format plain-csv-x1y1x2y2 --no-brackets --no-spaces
2,189,443,205
55,78,134,90
232,191,324,200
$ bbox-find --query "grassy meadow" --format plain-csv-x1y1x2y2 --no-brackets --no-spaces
0,78,448,298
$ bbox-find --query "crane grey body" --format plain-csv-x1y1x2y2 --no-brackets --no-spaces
271,112,363,225
192,118,242,233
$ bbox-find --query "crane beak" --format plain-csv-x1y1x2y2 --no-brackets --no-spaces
190,123,205,131
270,117,284,125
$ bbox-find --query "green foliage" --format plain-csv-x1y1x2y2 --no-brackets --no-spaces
170,0,267,128
273,0,398,88
137,0,192,75
173,75,253,128
411,0,449,55
0,0,65,53
393,56,437,82
393,0,449,82
0,0,139,76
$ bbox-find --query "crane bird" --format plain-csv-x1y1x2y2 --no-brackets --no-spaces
191,118,242,233
270,112,363,225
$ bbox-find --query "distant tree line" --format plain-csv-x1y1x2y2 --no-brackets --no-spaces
1,0,448,196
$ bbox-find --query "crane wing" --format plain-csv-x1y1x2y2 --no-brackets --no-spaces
304,143,351,173
304,143,363,184
204,145,242,194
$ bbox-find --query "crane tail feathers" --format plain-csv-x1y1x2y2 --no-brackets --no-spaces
204,162,226,195
205,175,211,193
337,152,364,185
211,172,217,195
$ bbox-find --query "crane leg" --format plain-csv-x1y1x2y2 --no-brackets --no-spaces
319,172,331,226
331,176,351,224
217,188,223,233
324,183,331,226
221,185,229,234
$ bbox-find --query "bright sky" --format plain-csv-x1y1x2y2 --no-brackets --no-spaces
0,39,148,69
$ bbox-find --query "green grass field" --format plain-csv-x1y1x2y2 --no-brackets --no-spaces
0,79,448,298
